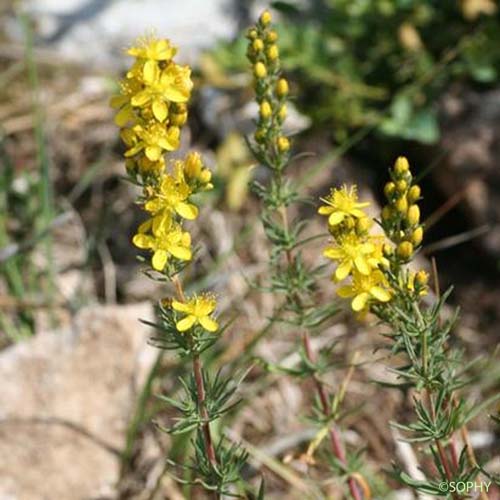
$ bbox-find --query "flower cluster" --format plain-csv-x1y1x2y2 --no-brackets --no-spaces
319,185,391,314
112,36,246,496
320,157,430,315
246,10,290,161
381,156,423,262
112,34,217,336
131,149,213,276
110,34,193,181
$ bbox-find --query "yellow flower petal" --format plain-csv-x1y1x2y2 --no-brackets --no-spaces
323,247,343,260
199,316,218,332
175,202,198,220
137,219,152,233
158,132,179,151
143,60,159,84
172,300,190,313
152,99,168,122
145,146,162,161
335,260,352,281
318,206,333,215
354,255,370,275
169,245,192,261
370,286,391,302
124,144,143,157
328,211,345,225
114,105,133,126
110,95,128,108
181,232,191,247
336,286,354,298
130,90,150,107
152,249,168,271
132,233,153,249
360,242,375,253
350,208,367,218
352,292,370,312
176,315,196,332
152,214,170,233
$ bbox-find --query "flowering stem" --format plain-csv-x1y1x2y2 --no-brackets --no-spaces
302,332,363,500
171,275,217,469
279,199,363,499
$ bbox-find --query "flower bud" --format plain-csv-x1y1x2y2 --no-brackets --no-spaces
276,78,289,98
415,270,429,286
356,216,372,233
382,206,393,221
394,156,410,176
170,112,187,126
397,241,414,260
395,196,408,214
247,28,258,40
408,185,421,203
172,102,187,114
383,243,394,257
260,10,272,26
254,128,266,143
396,180,407,193
254,62,267,79
259,100,272,119
278,104,287,121
277,136,290,152
384,182,395,199
266,44,279,61
252,38,264,52
411,226,423,246
199,169,212,184
266,30,278,43
407,204,420,225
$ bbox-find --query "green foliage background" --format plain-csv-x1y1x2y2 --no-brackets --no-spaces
211,0,500,143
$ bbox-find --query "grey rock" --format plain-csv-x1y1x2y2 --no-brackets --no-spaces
17,0,237,68
0,303,155,500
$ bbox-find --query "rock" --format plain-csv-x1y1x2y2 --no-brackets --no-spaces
0,302,156,500
12,0,237,69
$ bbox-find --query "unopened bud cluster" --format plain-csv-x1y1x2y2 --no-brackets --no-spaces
246,10,290,163
381,157,423,263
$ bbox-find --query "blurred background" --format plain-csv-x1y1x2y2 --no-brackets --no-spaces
0,0,499,498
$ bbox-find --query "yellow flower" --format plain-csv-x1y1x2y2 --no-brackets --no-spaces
124,123,180,161
318,185,370,226
110,78,143,126
172,294,218,332
337,270,391,312
323,233,375,281
366,236,390,270
179,152,213,190
144,173,198,221
405,271,428,296
276,78,289,98
127,35,177,62
133,219,192,271
131,63,193,121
